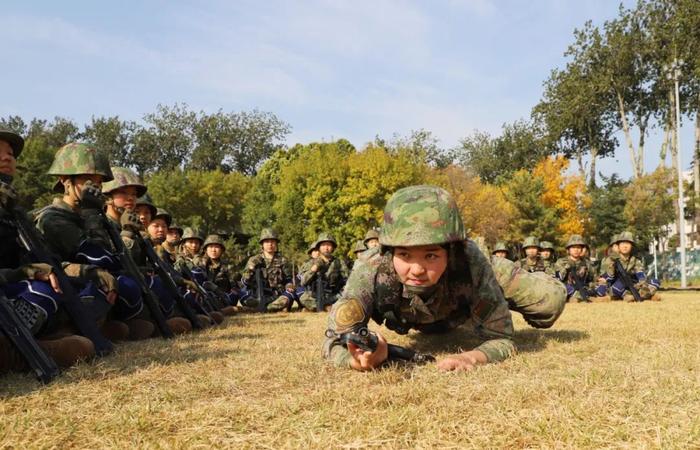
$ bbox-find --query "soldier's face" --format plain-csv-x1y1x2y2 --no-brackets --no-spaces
134,205,152,226
618,241,632,255
166,229,181,244
365,238,379,249
525,247,538,258
568,245,583,258
0,141,17,176
611,243,619,253
310,249,319,259
540,249,552,259
148,218,168,242
262,239,278,254
184,239,201,254
392,245,448,288
493,250,507,258
70,174,103,195
206,244,224,260
111,186,139,211
319,242,335,254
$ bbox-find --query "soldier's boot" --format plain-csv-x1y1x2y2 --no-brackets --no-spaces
100,320,130,342
0,336,27,372
210,311,225,324
590,295,611,303
266,295,289,313
196,314,212,329
165,317,192,335
125,318,155,340
38,335,95,368
220,306,237,316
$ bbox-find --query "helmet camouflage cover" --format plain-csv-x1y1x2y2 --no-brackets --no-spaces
492,241,508,254
0,129,24,158
203,234,226,250
316,232,337,247
363,229,380,245
47,143,113,192
307,240,319,255
135,194,157,218
353,239,367,254
522,236,540,249
152,208,172,227
182,227,204,243
565,234,586,248
259,228,279,243
379,185,466,247
539,241,555,251
102,167,148,197
614,231,636,246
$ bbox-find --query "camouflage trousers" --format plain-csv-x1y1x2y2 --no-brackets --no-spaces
243,292,296,312
491,257,567,329
299,291,340,311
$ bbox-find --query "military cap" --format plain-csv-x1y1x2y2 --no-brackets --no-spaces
152,208,172,227
614,231,636,246
102,167,148,197
522,236,540,249
353,240,367,254
539,241,555,251
565,234,586,248
307,240,319,255
259,228,279,244
0,129,24,158
379,185,465,247
181,227,204,243
135,193,157,218
492,241,508,254
47,143,113,193
316,232,337,247
363,229,380,246
203,234,226,250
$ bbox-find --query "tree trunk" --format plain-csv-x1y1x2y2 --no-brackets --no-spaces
615,90,641,178
660,118,671,166
576,147,586,182
589,146,598,188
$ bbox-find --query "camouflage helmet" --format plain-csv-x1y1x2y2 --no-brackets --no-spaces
363,229,380,246
102,167,147,197
492,241,508,254
353,240,367,254
614,231,636,246
609,233,620,247
259,228,279,244
181,227,204,243
0,129,24,158
169,223,184,236
540,241,555,251
379,185,465,247
135,194,157,218
47,143,113,193
316,232,337,248
522,236,540,249
152,208,172,227
565,234,587,248
307,240,319,255
203,234,226,251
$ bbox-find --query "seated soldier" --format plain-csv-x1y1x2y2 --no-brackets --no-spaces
517,237,546,273
353,240,367,258
598,232,661,301
193,234,238,316
175,227,203,273
323,185,566,372
595,234,620,296
491,241,509,259
134,194,156,228
166,223,183,248
35,143,150,341
299,232,350,311
0,129,95,373
241,228,296,312
554,235,605,302
538,241,557,276
363,229,380,250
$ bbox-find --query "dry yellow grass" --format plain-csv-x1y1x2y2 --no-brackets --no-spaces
1,292,700,449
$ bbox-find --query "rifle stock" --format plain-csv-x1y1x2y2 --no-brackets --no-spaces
614,259,643,302
330,327,435,364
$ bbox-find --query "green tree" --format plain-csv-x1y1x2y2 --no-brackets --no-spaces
623,167,675,249
587,174,629,251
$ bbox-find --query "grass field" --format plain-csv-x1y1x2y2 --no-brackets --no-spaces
1,292,699,449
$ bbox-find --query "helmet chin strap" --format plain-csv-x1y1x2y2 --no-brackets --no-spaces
404,283,439,298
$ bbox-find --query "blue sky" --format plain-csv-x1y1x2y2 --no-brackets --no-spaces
2,0,696,180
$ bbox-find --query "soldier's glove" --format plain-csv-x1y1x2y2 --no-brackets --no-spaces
0,180,17,209
0,263,54,285
183,279,199,292
120,209,141,232
90,268,118,293
79,180,105,210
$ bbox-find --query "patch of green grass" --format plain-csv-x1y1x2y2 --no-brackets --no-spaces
1,292,699,448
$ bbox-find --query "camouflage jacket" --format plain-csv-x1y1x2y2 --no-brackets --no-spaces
542,259,556,276
300,254,349,294
193,255,238,292
517,256,546,273
600,254,645,281
174,248,199,274
554,256,595,285
242,252,292,290
323,242,515,367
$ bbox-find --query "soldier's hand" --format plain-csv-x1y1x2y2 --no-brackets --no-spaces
79,181,105,210
437,350,488,372
183,279,198,292
120,209,141,232
609,252,621,261
347,332,388,371
597,277,608,286
92,268,118,304
0,180,17,209
285,283,295,293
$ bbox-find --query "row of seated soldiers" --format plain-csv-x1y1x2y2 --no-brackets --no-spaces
490,234,661,302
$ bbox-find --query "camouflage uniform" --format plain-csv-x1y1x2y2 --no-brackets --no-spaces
517,236,546,273
175,227,203,273
538,241,556,277
491,241,509,259
241,228,295,312
598,232,660,300
299,232,350,311
194,234,240,309
554,235,599,301
323,185,566,368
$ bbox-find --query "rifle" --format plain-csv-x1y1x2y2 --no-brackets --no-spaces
178,265,217,322
0,293,59,383
315,275,327,312
254,268,268,313
569,265,591,302
614,259,643,302
326,327,435,364
2,174,113,356
136,236,204,330
81,188,173,338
